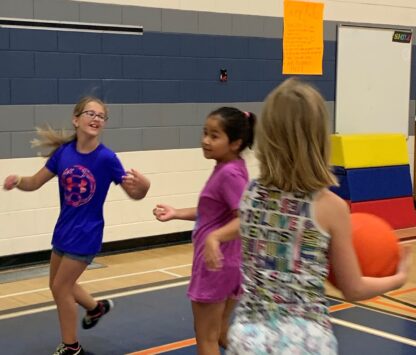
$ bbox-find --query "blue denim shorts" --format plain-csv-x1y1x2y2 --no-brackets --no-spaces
52,247,95,265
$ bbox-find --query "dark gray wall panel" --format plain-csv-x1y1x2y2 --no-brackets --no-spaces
11,79,58,105
122,6,162,31
160,104,199,126
34,0,79,22
234,102,264,117
232,15,266,38
0,100,356,158
180,126,202,148
326,101,335,133
0,106,34,132
102,128,142,152
0,1,414,159
0,79,10,105
106,104,123,129
0,52,35,78
198,12,232,36
79,2,123,25
34,104,73,130
4,2,414,42
10,28,58,51
324,21,337,42
196,103,219,123
162,9,198,34
142,127,180,150
408,100,416,134
11,131,37,158
263,17,282,38
0,29,9,49
123,104,162,128
0,132,11,158
0,0,33,19
35,53,80,79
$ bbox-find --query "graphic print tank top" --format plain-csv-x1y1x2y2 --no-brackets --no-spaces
237,180,332,328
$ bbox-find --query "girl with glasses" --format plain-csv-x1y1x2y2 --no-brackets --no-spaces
3,96,151,355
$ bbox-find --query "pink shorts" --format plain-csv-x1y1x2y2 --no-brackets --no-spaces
187,264,242,303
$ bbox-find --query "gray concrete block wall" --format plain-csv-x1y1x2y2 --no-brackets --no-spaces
0,0,34,19
34,0,79,22
198,12,233,36
142,126,180,150
122,6,162,31
79,2,123,25
232,15,268,37
122,104,162,128
11,131,37,158
180,126,203,148
102,128,142,152
162,9,198,34
0,0,414,159
0,101,270,158
409,100,416,134
0,132,11,158
0,106,35,132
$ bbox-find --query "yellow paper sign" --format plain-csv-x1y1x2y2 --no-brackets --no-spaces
283,0,324,75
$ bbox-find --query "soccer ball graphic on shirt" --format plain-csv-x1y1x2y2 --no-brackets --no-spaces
61,165,96,207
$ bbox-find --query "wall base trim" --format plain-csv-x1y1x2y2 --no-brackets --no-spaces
0,231,192,271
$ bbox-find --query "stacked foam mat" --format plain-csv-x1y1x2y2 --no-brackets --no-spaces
330,134,416,229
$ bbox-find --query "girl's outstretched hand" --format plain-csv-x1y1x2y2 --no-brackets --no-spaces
204,233,224,271
121,168,150,200
153,204,176,222
3,175,19,190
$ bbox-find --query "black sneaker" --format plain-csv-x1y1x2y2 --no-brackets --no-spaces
52,343,84,355
82,299,114,329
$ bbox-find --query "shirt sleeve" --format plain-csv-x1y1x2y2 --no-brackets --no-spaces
45,145,64,174
219,166,248,211
109,153,126,185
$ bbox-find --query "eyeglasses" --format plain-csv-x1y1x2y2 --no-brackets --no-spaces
78,110,109,122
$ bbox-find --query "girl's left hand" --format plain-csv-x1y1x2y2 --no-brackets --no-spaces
204,234,224,271
122,168,151,200
3,175,19,190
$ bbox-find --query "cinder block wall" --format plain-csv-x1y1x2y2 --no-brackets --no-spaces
0,0,415,257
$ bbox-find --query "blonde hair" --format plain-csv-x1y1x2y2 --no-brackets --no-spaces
32,96,107,157
256,78,337,193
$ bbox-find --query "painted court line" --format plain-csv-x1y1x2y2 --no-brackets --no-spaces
330,317,416,346
127,315,416,355
161,270,184,278
371,299,416,315
329,295,416,323
127,338,197,355
0,280,189,320
0,263,192,299
3,277,416,352
126,301,416,354
388,287,416,297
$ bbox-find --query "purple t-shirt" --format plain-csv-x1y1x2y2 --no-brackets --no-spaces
46,141,125,255
187,158,248,302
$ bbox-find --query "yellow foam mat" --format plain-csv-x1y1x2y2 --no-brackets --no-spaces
330,134,409,168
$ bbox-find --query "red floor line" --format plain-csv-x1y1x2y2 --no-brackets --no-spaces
127,338,196,355
129,301,355,354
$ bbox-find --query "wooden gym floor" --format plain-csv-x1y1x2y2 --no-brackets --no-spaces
0,229,415,354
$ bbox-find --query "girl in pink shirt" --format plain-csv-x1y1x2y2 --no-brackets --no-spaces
154,107,256,355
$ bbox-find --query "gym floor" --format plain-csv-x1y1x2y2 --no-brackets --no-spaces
0,236,415,354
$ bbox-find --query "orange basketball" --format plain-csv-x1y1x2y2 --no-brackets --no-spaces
328,213,400,287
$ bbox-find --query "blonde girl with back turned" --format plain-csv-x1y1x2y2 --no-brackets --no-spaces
205,79,412,354
154,107,256,355
3,96,150,355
